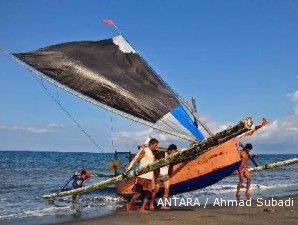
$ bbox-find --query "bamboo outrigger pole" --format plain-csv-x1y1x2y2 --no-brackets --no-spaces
231,157,298,176
248,157,298,173
42,117,253,199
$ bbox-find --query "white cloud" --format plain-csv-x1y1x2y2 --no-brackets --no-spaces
291,91,298,102
111,128,177,144
11,126,50,134
0,125,7,129
0,123,64,134
242,90,298,152
250,115,298,145
292,91,298,115
199,115,298,153
48,123,64,129
287,90,298,115
26,127,50,134
198,116,232,135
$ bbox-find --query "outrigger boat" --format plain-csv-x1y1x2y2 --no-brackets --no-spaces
117,138,242,197
1,28,272,199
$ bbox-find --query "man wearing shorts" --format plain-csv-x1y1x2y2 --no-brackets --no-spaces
150,144,177,210
236,118,268,199
125,138,159,212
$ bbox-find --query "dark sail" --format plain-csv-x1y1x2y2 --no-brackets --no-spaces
14,35,204,141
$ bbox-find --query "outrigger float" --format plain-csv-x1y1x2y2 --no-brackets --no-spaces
1,26,297,200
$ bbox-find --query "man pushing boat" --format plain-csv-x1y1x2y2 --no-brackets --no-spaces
58,169,95,203
150,144,177,210
236,118,268,199
125,138,159,212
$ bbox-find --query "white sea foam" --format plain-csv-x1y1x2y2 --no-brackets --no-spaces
0,195,123,221
0,205,71,221
181,182,298,197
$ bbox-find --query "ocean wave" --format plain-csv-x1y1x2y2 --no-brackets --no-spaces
1,184,33,191
0,195,123,221
0,205,72,221
182,182,298,197
252,183,298,191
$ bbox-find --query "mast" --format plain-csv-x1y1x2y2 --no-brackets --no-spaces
178,96,214,137
191,97,199,128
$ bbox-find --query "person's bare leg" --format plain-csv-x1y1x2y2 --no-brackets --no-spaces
150,183,160,210
72,194,77,204
126,192,141,212
236,173,244,200
244,172,251,199
139,192,150,213
160,180,170,210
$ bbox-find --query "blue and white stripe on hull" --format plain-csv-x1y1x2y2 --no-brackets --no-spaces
154,104,204,141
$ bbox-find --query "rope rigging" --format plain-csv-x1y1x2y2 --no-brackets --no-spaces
110,116,115,152
36,76,105,153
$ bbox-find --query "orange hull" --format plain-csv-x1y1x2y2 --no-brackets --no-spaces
117,138,241,196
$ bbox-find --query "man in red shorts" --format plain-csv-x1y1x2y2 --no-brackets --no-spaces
236,118,268,199
125,138,159,212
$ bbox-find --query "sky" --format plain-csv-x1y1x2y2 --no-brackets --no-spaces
0,0,297,153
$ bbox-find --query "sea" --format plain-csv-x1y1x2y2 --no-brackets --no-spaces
0,151,297,225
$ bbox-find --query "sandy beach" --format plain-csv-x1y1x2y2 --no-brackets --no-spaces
62,195,297,225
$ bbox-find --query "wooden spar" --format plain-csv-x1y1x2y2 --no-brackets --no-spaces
178,96,214,137
248,157,298,173
41,117,253,199
191,97,199,128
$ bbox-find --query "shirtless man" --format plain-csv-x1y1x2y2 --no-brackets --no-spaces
150,144,177,210
125,138,159,212
236,118,268,199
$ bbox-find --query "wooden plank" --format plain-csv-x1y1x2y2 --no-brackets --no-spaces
42,117,253,199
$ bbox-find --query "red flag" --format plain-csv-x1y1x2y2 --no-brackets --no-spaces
102,19,114,25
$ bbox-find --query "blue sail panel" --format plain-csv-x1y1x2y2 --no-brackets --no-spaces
171,105,204,141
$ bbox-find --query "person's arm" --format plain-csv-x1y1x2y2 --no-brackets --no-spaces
248,153,259,167
168,164,174,177
85,172,94,179
238,118,268,139
125,148,145,171
250,153,259,159
239,150,245,160
238,141,244,150
58,175,74,193
235,139,244,154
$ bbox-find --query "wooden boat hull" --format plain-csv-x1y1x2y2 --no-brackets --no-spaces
117,138,241,196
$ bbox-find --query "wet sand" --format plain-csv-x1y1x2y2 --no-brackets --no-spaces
63,195,297,225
